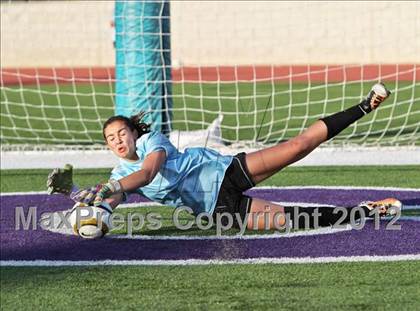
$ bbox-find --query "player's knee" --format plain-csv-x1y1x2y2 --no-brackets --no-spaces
289,136,312,156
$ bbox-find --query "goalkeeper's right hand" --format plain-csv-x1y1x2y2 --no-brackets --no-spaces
46,164,74,195
70,184,102,204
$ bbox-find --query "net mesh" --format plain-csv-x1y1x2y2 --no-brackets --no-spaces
1,1,419,151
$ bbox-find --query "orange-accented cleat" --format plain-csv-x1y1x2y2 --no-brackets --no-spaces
358,198,402,216
359,83,391,113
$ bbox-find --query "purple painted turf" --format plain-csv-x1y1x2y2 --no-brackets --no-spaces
1,188,419,261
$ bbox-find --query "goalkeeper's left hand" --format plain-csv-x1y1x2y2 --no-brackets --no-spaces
93,179,122,206
47,164,74,195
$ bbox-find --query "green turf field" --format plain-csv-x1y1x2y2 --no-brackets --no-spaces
2,262,420,310
1,82,419,145
2,165,420,193
1,165,420,310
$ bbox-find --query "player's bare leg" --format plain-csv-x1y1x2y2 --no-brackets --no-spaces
245,83,391,184
246,120,327,184
246,198,287,230
247,197,402,231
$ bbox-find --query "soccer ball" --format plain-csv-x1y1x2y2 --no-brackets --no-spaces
69,202,112,239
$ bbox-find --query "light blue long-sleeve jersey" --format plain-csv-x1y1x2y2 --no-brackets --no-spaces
110,131,233,215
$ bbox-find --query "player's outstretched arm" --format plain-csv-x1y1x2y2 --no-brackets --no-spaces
94,150,166,205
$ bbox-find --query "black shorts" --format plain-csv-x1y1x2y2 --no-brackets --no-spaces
213,152,255,228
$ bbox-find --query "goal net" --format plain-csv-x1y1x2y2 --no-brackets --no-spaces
1,1,419,157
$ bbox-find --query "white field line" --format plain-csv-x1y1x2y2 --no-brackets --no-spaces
2,185,420,197
1,191,50,196
115,201,333,209
43,211,420,239
253,186,420,192
401,206,420,211
1,197,419,211
108,225,353,240
115,202,163,208
3,147,420,168
2,254,420,267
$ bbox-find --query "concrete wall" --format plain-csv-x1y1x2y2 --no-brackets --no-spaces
1,1,114,67
1,1,419,67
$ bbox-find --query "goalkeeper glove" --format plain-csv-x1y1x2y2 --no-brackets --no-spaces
70,184,103,204
93,179,122,206
47,164,74,195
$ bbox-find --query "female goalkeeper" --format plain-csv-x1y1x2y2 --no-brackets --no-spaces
48,83,401,232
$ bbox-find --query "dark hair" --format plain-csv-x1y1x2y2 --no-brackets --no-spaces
102,111,151,140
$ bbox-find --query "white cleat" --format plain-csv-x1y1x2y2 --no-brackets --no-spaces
360,83,391,113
